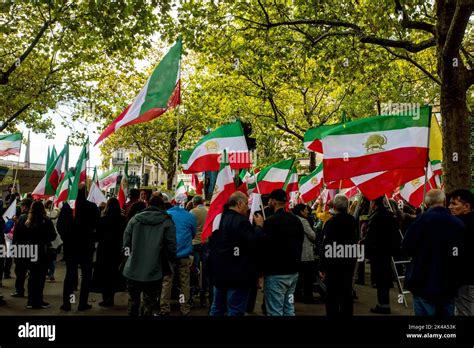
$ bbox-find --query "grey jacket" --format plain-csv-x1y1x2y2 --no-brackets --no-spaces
298,216,316,262
122,206,177,282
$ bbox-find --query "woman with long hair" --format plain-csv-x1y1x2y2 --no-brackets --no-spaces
126,201,146,222
93,197,128,307
25,200,57,309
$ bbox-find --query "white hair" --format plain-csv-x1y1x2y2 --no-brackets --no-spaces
333,194,349,212
424,189,445,208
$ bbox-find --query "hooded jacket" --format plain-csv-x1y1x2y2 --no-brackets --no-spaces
122,206,177,282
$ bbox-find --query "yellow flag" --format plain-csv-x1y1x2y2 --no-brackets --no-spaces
429,115,443,161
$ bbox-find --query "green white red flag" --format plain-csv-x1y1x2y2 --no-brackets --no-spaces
88,167,107,205
303,124,339,153
95,38,182,145
32,144,68,199
321,106,431,182
182,121,251,173
399,164,438,207
54,170,73,207
298,163,324,203
67,141,89,210
0,133,22,157
201,161,236,243
99,168,119,191
175,179,187,197
254,158,294,194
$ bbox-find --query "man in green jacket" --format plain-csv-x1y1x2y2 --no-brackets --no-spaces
122,195,177,316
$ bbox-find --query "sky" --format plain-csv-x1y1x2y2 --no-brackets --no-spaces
5,112,104,176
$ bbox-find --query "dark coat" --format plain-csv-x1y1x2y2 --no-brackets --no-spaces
364,207,400,288
402,206,464,301
12,214,29,245
57,199,100,263
24,218,57,264
91,213,127,293
320,212,358,275
209,209,263,289
459,211,474,285
260,208,304,276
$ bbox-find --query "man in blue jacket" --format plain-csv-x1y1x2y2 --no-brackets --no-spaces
402,189,464,317
160,194,196,316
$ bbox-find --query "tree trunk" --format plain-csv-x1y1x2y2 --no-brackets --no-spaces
165,134,177,191
436,1,472,193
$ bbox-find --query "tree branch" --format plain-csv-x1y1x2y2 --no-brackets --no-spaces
394,0,436,34
360,36,436,53
443,1,474,59
0,19,53,84
0,103,32,132
383,46,441,85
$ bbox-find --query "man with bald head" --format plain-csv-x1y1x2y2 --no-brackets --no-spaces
402,189,464,316
209,191,264,316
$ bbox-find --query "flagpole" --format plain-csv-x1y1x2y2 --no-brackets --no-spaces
420,106,433,212
12,133,22,194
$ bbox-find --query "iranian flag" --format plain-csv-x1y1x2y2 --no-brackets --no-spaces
175,179,187,197
88,167,107,205
59,142,69,182
304,124,339,153
99,168,119,191
118,160,129,209
182,121,251,173
32,144,67,199
237,170,257,195
299,163,324,203
343,186,359,199
67,141,89,210
54,170,73,207
191,174,203,195
254,159,294,194
351,168,425,201
431,160,442,177
322,106,431,182
284,167,299,194
95,38,182,145
399,165,438,207
201,162,236,243
0,133,22,157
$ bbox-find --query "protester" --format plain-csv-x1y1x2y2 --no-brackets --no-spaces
402,189,464,317
11,198,33,298
139,189,150,207
261,189,304,316
190,195,209,306
292,203,317,304
58,183,100,311
122,195,176,316
160,194,196,316
319,194,358,317
44,200,61,282
209,191,264,316
93,197,127,307
313,198,334,227
24,201,57,309
123,189,140,216
364,196,401,314
448,189,474,316
126,201,147,222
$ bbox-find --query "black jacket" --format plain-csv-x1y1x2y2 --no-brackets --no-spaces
25,218,57,264
209,209,263,288
365,207,401,259
12,214,29,245
320,212,358,274
260,208,304,276
458,211,474,285
402,207,464,300
57,199,100,263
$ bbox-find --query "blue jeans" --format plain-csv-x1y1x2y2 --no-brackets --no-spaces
413,295,455,316
209,286,249,316
264,273,298,316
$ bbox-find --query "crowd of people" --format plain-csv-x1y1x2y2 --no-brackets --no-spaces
0,182,472,318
